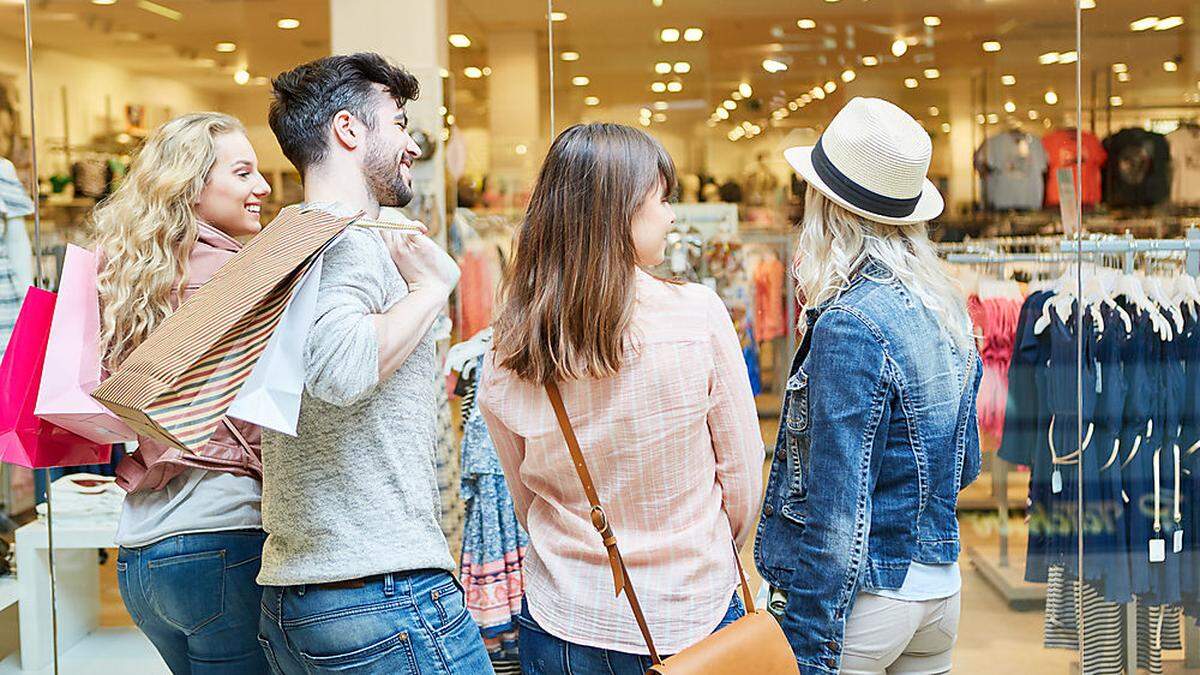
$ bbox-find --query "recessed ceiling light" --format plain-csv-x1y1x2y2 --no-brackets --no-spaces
1058,51,1077,64
723,99,737,110
987,113,999,124
683,27,704,42
92,0,117,5
233,69,250,85
652,82,667,92
215,41,237,52
812,87,826,100
653,113,667,122
674,62,691,74
924,16,942,27
941,122,952,133
1110,95,1124,106
572,76,590,86
515,144,528,155
824,81,837,93
448,34,471,48
464,67,483,79
1112,63,1128,73
653,101,669,111
667,81,683,92
716,107,730,119
446,114,456,126
762,59,788,73
924,68,940,79
891,39,908,58
862,55,880,67
1079,0,1095,8
904,78,919,89
482,67,492,76
739,82,753,98
655,62,672,74
1001,74,1017,86
801,93,812,103
641,118,652,127
585,96,600,106
976,114,986,124
1028,109,1040,120
789,102,799,111
1130,16,1159,31
660,28,680,42
1155,16,1184,30
841,69,856,83
1004,100,1017,113
982,41,1002,53
798,18,817,29
1044,90,1059,105
550,11,567,21
276,18,300,30
1165,61,1180,72
929,106,940,116
561,51,581,62
1038,51,1060,65
1117,72,1131,82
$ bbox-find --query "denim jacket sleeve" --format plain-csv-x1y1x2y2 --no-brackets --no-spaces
780,307,891,674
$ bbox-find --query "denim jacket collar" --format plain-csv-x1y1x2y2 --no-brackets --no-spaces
802,257,892,329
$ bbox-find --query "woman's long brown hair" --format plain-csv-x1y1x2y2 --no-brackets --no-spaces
493,123,677,385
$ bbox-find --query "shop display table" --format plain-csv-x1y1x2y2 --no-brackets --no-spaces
0,519,167,674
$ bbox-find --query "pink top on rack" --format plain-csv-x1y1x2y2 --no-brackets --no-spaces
478,268,764,655
968,294,1024,443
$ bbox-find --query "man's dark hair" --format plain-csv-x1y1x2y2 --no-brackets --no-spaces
269,52,419,174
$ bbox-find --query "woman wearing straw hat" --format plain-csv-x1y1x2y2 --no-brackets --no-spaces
754,97,982,675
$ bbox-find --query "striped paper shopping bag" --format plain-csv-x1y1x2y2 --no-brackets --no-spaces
91,206,359,452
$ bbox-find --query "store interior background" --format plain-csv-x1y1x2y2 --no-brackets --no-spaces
0,0,1199,672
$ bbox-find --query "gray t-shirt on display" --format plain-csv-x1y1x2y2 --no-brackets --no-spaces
115,467,262,548
256,202,454,587
975,131,1049,210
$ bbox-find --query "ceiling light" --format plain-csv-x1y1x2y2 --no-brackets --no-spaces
233,69,250,85
1028,109,1040,120
515,144,528,155
801,94,812,103
723,100,737,110
987,113,999,124
982,41,1002,53
812,87,826,100
653,113,667,122
1079,0,1095,7
655,62,672,74
924,68,940,79
683,27,704,42
1117,72,1131,82
824,81,837,93
1038,51,1060,65
924,16,941,27
660,28,680,42
891,39,908,58
667,81,683,92
464,67,483,79
929,106,940,116
798,19,816,30
215,41,237,52
739,82,753,98
731,92,743,101
561,51,581,62
976,114,986,124
1110,95,1124,106
1001,74,1017,86
653,101,669,110
1164,60,1179,72
762,59,788,73
674,62,691,73
640,107,652,118
1130,16,1159,31
1112,63,1128,73
1058,51,1077,64
584,97,600,107
652,82,667,93
482,67,492,76
641,118,652,127
446,114,456,126
572,76,590,86
276,18,300,30
1004,100,1017,113
862,55,879,67
439,68,449,78
439,106,448,116
789,101,799,111
1155,16,1184,31
92,0,117,4
716,107,730,119
137,1,181,21
841,69,856,83
550,11,567,21
1044,90,1059,105
941,122,952,133
448,34,471,48
904,78,919,89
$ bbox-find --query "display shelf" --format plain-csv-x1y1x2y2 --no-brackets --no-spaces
0,627,167,674
0,577,16,613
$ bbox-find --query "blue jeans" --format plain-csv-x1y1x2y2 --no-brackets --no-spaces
117,529,270,674
517,593,745,674
258,569,494,674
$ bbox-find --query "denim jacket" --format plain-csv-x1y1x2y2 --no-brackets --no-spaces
754,261,982,674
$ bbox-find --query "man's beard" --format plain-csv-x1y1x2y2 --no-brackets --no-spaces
363,138,414,208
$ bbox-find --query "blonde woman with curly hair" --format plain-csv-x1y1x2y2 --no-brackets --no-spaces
754,98,981,674
96,112,272,674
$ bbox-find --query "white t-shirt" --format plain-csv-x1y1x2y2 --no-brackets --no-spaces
115,468,262,548
1169,126,1200,205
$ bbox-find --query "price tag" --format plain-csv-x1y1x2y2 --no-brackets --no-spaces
1175,530,1184,553
1150,538,1166,563
1052,469,1063,494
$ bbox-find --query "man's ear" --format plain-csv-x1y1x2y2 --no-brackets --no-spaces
330,110,363,151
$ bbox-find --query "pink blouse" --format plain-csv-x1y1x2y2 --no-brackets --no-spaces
479,269,764,655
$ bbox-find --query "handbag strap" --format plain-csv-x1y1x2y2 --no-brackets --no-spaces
544,382,757,664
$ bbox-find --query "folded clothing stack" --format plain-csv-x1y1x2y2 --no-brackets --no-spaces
35,473,124,525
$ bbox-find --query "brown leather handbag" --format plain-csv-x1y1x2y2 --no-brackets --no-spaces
545,382,800,675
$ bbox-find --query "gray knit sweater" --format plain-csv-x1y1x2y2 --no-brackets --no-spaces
257,203,454,586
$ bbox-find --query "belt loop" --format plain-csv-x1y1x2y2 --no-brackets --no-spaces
384,573,395,597
296,585,306,597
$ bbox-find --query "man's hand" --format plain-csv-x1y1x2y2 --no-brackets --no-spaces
381,230,461,297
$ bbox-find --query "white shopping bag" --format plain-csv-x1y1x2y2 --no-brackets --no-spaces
226,254,323,436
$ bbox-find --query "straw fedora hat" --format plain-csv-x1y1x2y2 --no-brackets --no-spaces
784,97,944,226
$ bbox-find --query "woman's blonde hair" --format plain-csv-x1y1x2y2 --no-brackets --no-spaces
92,112,244,369
795,185,972,350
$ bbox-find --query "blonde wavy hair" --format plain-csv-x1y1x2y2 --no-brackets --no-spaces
92,112,245,369
794,185,973,351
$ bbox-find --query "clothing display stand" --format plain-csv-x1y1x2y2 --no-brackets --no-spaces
1057,232,1200,674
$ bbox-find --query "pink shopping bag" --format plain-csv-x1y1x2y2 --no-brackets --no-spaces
34,245,135,444
0,287,111,468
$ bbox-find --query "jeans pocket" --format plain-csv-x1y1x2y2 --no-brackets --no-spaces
428,577,471,637
256,635,284,675
145,549,225,634
299,631,418,673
